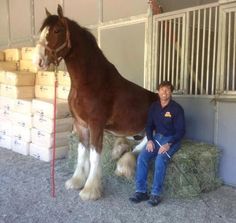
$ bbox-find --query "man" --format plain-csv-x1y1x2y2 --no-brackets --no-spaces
129,81,185,206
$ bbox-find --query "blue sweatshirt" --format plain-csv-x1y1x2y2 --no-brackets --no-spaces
146,99,185,144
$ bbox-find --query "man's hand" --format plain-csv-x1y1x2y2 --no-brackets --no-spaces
146,140,155,152
158,143,171,154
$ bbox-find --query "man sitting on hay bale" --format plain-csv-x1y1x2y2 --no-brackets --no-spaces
129,81,185,206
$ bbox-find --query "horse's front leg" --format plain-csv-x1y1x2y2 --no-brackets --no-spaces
65,124,90,190
79,125,103,200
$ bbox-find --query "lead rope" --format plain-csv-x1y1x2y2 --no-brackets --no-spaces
50,66,58,197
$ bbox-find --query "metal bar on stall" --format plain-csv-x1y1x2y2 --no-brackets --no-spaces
190,11,196,95
159,21,164,84
181,15,186,91
167,20,172,81
171,18,176,86
176,17,181,88
183,11,190,94
200,8,206,94
212,7,218,95
226,13,231,91
206,7,212,95
163,21,168,81
195,9,201,95
233,12,236,91
152,21,159,90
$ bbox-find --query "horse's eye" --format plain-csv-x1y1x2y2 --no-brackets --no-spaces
54,28,62,34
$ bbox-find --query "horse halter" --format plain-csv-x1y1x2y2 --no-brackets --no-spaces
39,18,71,66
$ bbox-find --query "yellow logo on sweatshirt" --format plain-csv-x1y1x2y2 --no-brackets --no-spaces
164,111,172,117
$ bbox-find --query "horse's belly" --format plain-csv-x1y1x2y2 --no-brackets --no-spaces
105,117,145,136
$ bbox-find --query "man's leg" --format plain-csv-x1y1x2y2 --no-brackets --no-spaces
147,138,181,206
135,147,157,193
129,145,157,203
151,141,181,196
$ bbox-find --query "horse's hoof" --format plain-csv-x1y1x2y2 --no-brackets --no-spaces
115,152,136,179
65,177,84,190
79,185,102,200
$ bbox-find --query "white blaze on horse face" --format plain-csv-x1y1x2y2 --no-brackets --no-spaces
32,27,49,69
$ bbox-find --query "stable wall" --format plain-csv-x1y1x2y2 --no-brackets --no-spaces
175,96,236,187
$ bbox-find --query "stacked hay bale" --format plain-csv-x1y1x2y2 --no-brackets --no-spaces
68,133,222,198
164,140,222,197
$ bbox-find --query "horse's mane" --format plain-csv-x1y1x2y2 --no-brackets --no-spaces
40,15,58,32
40,15,98,51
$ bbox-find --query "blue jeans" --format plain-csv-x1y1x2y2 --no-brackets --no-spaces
135,133,181,196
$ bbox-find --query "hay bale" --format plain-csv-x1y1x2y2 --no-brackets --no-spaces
67,132,79,172
164,140,222,198
67,133,222,198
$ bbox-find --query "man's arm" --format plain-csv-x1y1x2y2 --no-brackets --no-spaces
169,106,185,144
145,104,155,141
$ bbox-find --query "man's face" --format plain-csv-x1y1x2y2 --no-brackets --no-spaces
158,86,172,101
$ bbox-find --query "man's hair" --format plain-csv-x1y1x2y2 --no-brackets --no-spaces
158,81,174,92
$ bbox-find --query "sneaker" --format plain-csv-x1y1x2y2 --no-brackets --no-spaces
129,192,149,203
147,195,162,206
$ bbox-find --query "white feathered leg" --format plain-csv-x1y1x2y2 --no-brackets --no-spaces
79,148,102,200
132,136,147,154
115,136,147,179
65,143,90,190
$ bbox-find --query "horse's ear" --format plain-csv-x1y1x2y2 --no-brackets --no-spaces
57,4,64,18
45,8,51,17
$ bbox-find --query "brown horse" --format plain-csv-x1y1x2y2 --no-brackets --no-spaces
33,5,157,200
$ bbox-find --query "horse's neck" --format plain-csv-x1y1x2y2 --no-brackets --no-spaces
64,47,117,88
64,52,89,88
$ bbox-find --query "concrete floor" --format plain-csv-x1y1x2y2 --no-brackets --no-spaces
0,147,236,223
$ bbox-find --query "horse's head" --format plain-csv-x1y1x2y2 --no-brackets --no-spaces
33,5,71,69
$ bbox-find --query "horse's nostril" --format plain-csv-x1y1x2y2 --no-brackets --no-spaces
39,59,43,67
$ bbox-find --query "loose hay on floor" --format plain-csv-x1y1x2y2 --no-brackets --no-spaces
68,132,222,198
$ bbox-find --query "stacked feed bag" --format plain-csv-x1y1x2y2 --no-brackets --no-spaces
0,48,36,155
0,51,5,61
35,71,56,99
0,96,14,150
19,47,37,73
30,98,73,162
4,48,21,61
0,49,19,71
0,71,35,98
0,96,33,154
0,49,19,150
0,48,36,99
10,99,33,155
0,71,35,155
57,71,71,100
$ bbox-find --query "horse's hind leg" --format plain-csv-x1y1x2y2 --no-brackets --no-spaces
65,124,90,190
